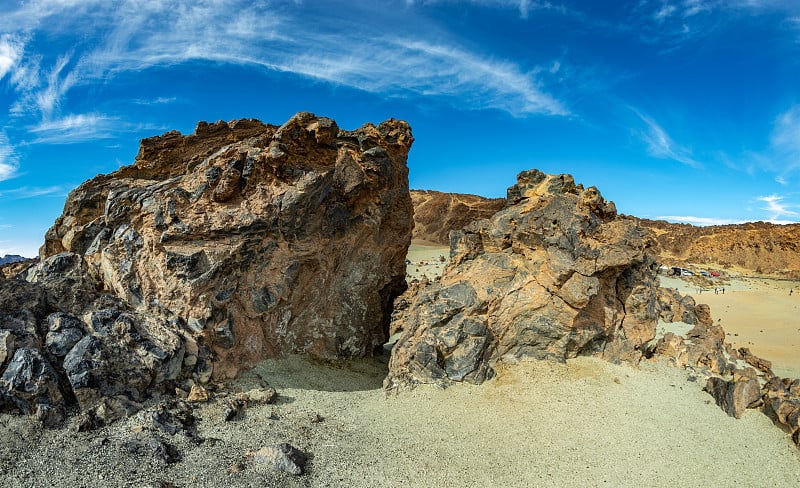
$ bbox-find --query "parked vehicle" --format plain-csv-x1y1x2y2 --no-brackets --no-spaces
681,269,694,276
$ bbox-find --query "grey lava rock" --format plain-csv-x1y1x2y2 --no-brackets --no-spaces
0,348,65,426
248,443,308,475
45,312,85,357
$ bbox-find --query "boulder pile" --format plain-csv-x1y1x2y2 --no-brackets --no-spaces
0,112,413,425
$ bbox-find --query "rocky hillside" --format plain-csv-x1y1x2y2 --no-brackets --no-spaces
640,219,800,277
0,255,26,265
410,190,505,245
0,112,413,426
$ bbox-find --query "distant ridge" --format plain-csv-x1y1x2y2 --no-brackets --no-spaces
639,219,800,277
410,190,505,245
0,254,27,265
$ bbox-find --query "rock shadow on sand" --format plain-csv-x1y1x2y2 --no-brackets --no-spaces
230,354,390,393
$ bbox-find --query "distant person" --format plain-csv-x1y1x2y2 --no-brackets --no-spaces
722,287,725,294
791,289,794,296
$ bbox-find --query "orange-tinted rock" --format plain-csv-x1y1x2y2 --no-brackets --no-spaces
738,347,774,376
410,190,505,245
36,112,413,380
640,219,800,278
386,170,659,388
705,376,761,419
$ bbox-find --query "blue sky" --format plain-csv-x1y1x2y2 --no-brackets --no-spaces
1,0,800,257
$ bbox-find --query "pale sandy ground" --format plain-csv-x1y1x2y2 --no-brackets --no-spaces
2,355,798,487
661,275,800,379
406,240,449,280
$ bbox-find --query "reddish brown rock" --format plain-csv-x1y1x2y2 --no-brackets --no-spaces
386,170,659,388
705,376,761,419
762,377,800,445
1,113,413,425
39,112,413,379
656,287,701,325
640,219,800,278
410,190,505,245
738,347,774,376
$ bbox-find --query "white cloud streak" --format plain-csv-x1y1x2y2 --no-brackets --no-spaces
0,133,18,181
757,194,799,220
632,108,701,167
0,0,566,126
0,185,69,199
27,113,118,144
770,104,800,171
0,34,23,80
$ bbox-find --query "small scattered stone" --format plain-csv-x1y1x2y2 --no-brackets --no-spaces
241,387,277,405
224,399,244,421
247,443,307,475
122,436,181,464
187,384,210,403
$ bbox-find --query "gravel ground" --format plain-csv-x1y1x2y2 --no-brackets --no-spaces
1,354,798,487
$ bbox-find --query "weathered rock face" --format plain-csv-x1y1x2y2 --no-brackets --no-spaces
386,170,659,388
640,219,800,278
705,376,762,419
410,190,505,245
762,377,800,447
0,112,413,425
40,112,413,378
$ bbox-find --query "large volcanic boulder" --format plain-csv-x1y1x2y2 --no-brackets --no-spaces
386,170,659,388
0,112,413,424
40,112,413,378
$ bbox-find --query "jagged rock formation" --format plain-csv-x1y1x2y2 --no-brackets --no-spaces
0,112,413,425
386,169,659,388
762,377,800,446
410,190,505,245
640,219,800,277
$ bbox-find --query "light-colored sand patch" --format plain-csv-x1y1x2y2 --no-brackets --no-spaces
245,356,799,487
2,355,798,487
660,275,800,378
406,240,449,280
656,319,695,338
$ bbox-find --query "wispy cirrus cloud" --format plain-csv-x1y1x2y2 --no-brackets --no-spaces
0,133,19,181
27,113,118,144
757,194,799,220
0,185,69,199
132,97,177,106
0,0,567,127
26,113,166,144
770,104,800,172
632,108,701,167
0,34,24,80
406,0,566,18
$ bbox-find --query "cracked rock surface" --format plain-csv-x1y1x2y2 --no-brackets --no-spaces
386,169,660,388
